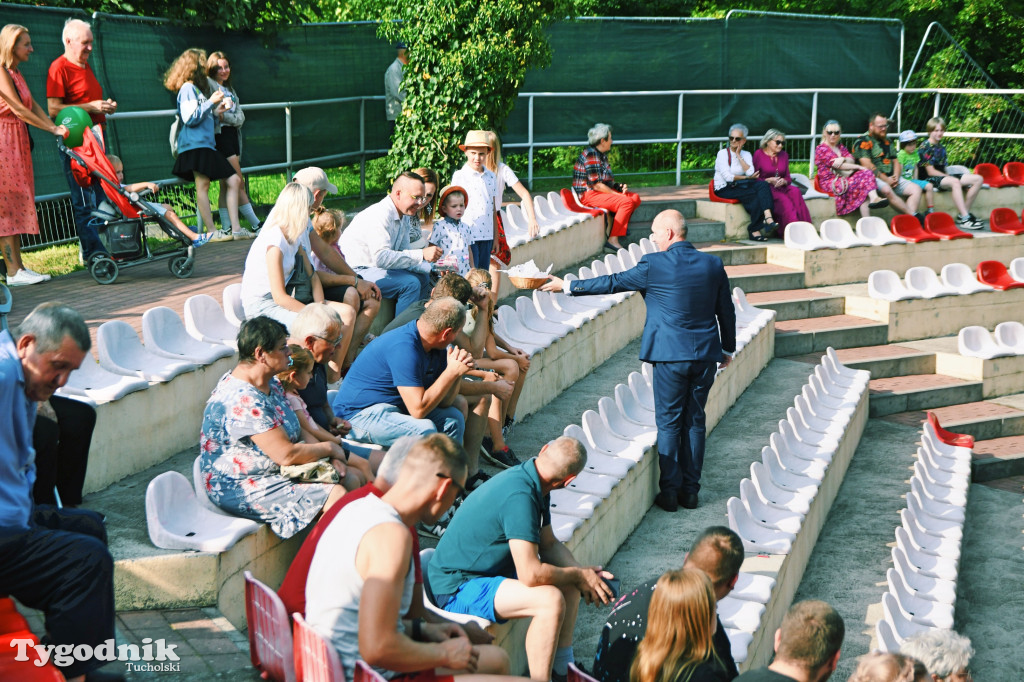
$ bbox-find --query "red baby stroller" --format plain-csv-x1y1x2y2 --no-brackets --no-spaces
58,129,196,284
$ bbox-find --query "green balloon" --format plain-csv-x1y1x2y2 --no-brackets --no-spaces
59,105,92,147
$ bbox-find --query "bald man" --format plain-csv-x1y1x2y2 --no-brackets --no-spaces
338,171,442,314
542,209,735,512
427,437,615,682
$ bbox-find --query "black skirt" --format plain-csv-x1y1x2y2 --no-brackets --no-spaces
172,146,236,181
215,126,241,158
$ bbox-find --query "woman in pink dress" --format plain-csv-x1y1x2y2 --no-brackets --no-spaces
0,24,67,286
752,128,811,237
813,119,888,218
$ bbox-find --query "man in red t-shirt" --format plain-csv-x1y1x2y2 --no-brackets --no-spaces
46,18,115,261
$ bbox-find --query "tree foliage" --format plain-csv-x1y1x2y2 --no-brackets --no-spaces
374,0,574,181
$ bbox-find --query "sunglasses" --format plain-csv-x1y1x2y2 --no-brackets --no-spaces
729,136,745,142
824,129,841,135
436,472,466,497
315,334,343,347
773,140,785,146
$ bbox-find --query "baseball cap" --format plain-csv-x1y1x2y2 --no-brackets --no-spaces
897,130,917,144
293,167,338,195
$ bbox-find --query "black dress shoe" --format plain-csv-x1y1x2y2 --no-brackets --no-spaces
678,492,699,509
654,491,679,512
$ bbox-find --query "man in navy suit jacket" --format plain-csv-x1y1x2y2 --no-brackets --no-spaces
542,210,736,511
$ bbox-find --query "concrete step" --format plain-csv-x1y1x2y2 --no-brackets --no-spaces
632,198,698,221
725,263,805,294
746,288,845,322
880,397,1024,441
701,243,767,266
630,218,725,244
867,373,984,417
971,435,1024,483
787,344,936,379
774,315,888,357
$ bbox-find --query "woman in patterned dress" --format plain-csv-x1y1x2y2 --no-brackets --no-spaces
199,316,351,538
814,119,888,218
0,25,67,286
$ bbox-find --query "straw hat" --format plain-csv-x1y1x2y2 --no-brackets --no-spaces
459,130,492,151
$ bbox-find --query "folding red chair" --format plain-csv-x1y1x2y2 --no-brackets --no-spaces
976,260,1024,290
927,411,975,448
890,214,940,243
1001,161,1024,186
292,613,347,682
569,662,601,682
708,179,740,204
989,208,1024,235
244,570,297,682
974,163,1017,188
923,212,972,240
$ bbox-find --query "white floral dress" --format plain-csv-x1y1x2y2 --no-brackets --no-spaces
199,373,332,538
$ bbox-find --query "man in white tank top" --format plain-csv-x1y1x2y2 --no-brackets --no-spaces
305,434,522,682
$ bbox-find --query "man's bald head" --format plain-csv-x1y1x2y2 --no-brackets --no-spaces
536,436,587,483
650,210,687,251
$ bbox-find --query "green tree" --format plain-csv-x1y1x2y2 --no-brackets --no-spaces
375,0,574,181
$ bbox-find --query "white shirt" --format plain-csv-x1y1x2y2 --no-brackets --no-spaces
451,165,497,242
713,147,755,191
337,195,426,279
493,162,520,204
240,223,311,307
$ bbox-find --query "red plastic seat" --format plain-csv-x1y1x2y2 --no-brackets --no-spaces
923,212,972,240
989,208,1024,235
928,412,975,448
559,188,607,218
974,163,1017,188
890,214,940,243
569,662,601,682
293,613,346,682
976,260,1024,290
813,175,837,197
708,179,740,204
244,571,296,682
0,629,64,681
0,598,29,635
1001,161,1024,185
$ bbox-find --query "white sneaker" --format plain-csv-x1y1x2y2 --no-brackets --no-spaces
231,230,255,241
956,215,985,230
22,268,51,281
7,269,47,286
210,229,234,243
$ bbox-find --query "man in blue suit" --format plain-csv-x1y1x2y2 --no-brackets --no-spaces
542,209,735,511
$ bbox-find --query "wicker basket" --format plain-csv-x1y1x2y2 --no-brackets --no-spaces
508,275,549,290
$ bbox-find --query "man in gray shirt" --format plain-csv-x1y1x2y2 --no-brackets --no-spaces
384,43,408,136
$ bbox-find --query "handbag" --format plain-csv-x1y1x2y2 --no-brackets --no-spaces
491,211,511,267
280,459,340,484
829,175,850,196
286,250,315,304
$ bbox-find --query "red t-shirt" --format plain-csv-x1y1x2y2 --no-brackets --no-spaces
277,483,423,617
47,55,105,126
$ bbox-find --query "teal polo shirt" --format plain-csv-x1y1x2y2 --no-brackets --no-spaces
427,458,551,599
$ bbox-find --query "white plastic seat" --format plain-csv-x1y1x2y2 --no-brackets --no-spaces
564,471,618,498
534,196,570,232
629,372,656,411
875,618,903,653
820,218,872,248
503,207,530,248
776,420,837,465
223,283,245,327
783,221,832,250
184,294,241,349
993,321,1024,353
548,287,606,317
532,291,591,329
563,424,628,465
899,514,961,561
787,401,846,442
739,478,804,534
856,216,907,245
549,489,602,519
886,570,954,629
940,263,995,295
639,237,656,254
618,248,637,269
604,253,626,274
881,593,931,642
598,397,657,447
869,270,918,301
811,364,863,402
906,493,964,541
791,173,832,200
614,384,656,426
892,547,957,604
732,288,774,327
920,445,971,482
146,471,259,552
515,297,573,338
628,242,645,265
905,266,957,299
958,325,1014,359
581,410,649,463
1010,257,1024,282
725,629,753,664
97,320,197,382
909,480,966,522
143,306,236,365
895,533,959,582
913,458,968,494
730,572,777,604
921,428,973,464
727,497,795,554
419,549,493,628
749,462,812,514
760,447,820,497
911,474,967,509
782,412,841,452
560,428,634,478
763,442,826,481
493,308,547,355
551,513,584,543
717,596,766,632
192,455,237,517
546,191,582,220
826,347,870,383
61,351,150,402
806,376,858,414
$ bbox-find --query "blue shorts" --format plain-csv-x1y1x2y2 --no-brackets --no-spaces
440,576,507,623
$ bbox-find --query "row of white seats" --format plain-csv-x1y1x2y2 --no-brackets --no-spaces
785,217,908,251
958,321,1024,359
875,421,972,652
869,264,996,301
727,348,870,555
501,191,591,248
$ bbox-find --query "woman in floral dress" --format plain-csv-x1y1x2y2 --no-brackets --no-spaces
199,316,350,538
814,119,888,218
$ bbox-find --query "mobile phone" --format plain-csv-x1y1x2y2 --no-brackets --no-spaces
602,576,620,599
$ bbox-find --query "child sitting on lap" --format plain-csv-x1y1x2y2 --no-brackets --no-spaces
428,185,474,276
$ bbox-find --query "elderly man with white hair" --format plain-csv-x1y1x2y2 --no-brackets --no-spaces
900,630,974,682
571,123,642,252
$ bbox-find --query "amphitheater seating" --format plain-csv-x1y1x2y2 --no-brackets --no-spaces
940,263,994,295
0,598,64,681
904,266,957,299
976,260,1024,290
1009,257,1024,283
923,212,973,240
97,320,198,381
560,188,608,218
1001,161,1024,186
244,570,297,682
868,270,916,302
791,173,832,200
927,410,975,448
974,162,1018,188
293,613,346,682
812,175,836,197
59,350,150,403
994,321,1024,352
819,219,871,248
957,325,1017,359
185,294,241,348
891,214,940,243
708,179,740,204
223,283,246,327
418,549,493,629
783,221,832,251
145,471,259,552
142,306,236,365
856,217,907,245
988,207,1024,235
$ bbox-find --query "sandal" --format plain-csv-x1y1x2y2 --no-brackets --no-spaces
751,232,768,242
869,198,890,209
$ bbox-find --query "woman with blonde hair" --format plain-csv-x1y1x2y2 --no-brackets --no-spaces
847,652,915,682
0,24,68,286
630,568,729,682
409,166,438,247
163,48,247,240
484,130,539,296
751,128,811,237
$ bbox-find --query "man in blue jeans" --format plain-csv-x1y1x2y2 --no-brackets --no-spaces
337,171,440,314
332,297,471,446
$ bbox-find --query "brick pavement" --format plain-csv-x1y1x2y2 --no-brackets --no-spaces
775,314,883,333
